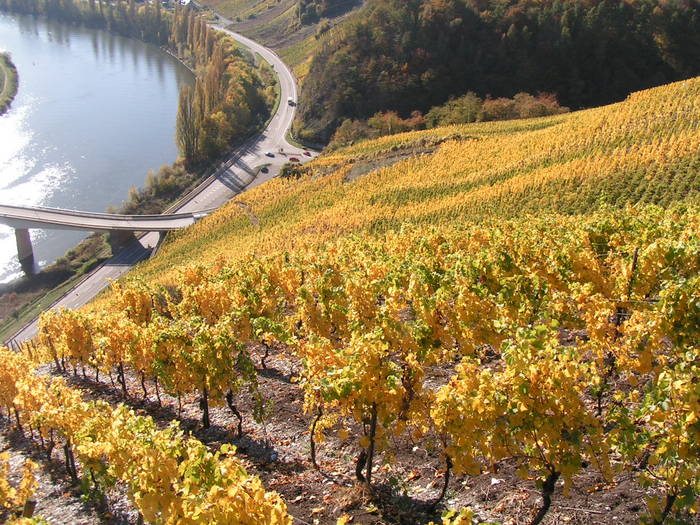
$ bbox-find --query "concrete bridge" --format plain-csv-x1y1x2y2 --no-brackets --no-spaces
0,204,209,274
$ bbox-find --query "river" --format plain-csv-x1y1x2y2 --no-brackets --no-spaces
0,11,194,283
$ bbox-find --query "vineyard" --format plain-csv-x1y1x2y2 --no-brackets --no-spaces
0,205,697,524
1,79,699,524
134,77,700,285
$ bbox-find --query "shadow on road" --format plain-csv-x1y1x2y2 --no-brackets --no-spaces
218,169,255,194
108,240,152,266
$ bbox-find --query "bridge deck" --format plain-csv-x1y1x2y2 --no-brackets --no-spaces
0,204,210,232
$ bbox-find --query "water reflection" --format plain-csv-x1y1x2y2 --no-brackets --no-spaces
91,32,99,60
0,11,194,282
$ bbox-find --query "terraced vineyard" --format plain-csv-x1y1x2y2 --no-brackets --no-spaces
138,77,700,283
1,79,699,524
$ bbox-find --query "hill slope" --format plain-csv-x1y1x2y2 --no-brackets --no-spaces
199,0,364,80
136,76,700,284
15,77,700,525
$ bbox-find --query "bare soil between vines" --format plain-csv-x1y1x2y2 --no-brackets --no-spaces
1,341,663,525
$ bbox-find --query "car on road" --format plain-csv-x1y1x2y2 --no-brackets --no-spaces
287,97,296,106
289,157,300,162
265,152,274,157
261,167,269,173
303,151,311,157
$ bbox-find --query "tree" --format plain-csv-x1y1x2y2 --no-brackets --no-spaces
176,84,198,164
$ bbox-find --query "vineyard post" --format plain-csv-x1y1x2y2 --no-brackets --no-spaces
13,404,22,432
140,371,148,400
117,361,128,398
21,499,36,518
598,246,640,416
310,405,323,469
355,449,367,484
201,387,210,428
154,377,162,406
63,440,79,483
365,402,378,487
46,429,55,460
261,341,271,369
46,336,62,371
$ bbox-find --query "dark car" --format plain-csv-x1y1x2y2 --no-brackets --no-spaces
289,157,300,162
303,151,312,157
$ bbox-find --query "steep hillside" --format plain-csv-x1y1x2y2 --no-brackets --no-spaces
199,0,363,79
135,77,699,284
297,0,700,142
11,78,699,525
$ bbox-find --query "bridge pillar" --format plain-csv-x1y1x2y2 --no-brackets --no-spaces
15,228,37,275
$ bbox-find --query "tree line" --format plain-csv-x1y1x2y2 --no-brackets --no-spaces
329,91,569,149
297,0,361,25
297,0,700,143
0,0,170,44
172,6,274,166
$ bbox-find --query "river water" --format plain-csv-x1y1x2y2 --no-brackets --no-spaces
0,11,194,283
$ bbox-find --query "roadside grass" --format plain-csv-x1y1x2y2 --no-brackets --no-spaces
0,235,111,342
267,76,281,126
285,129,309,150
279,34,316,80
0,52,19,115
204,0,270,20
0,272,90,343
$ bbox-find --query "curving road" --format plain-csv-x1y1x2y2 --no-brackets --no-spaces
6,20,313,345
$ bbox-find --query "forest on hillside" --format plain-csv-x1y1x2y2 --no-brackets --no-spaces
297,0,700,142
298,0,362,24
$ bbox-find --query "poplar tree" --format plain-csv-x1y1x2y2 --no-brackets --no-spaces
176,85,198,164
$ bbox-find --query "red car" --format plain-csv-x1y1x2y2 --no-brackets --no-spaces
289,157,300,163
303,151,312,157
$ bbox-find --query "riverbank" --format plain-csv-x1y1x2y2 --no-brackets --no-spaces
0,3,279,342
0,52,18,115
0,234,111,342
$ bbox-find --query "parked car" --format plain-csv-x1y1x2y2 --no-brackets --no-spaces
303,151,311,157
265,151,274,157
287,97,296,106
261,167,269,173
289,157,300,162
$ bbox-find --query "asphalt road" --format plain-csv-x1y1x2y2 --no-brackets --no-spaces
7,23,313,345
